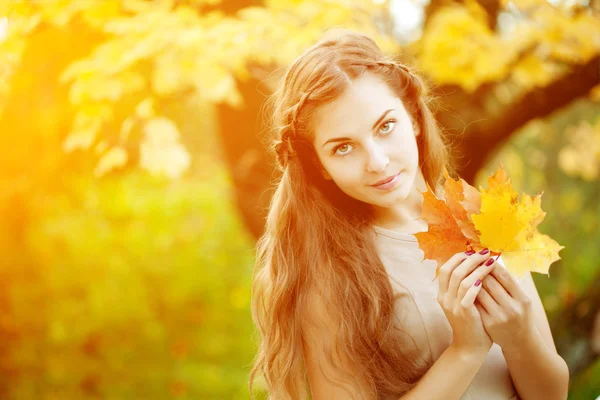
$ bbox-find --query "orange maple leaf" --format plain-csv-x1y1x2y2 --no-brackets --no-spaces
414,172,490,279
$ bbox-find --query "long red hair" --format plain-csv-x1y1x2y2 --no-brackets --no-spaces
249,29,456,399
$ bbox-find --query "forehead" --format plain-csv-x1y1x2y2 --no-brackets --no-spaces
312,73,403,143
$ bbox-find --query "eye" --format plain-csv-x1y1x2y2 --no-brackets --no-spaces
379,119,396,135
333,143,353,156
331,119,397,157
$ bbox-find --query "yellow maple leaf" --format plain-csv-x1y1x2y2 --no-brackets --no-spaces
471,163,564,278
501,231,563,277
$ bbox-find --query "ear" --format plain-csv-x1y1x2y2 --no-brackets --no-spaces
413,122,421,137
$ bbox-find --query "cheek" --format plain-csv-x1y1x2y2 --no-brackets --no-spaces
327,162,363,188
392,135,419,163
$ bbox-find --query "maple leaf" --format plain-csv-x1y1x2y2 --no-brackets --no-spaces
416,163,564,279
441,167,482,242
415,168,489,279
471,163,564,278
414,183,474,275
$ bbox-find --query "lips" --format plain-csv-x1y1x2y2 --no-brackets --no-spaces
371,173,398,187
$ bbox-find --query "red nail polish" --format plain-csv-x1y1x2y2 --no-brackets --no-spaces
479,248,489,255
485,258,495,266
475,279,482,287
465,250,476,255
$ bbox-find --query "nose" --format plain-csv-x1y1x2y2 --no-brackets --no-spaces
365,142,389,173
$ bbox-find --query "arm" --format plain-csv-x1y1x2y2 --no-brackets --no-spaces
501,271,569,400
401,345,488,400
306,327,488,400
477,261,569,400
302,291,488,400
501,326,569,400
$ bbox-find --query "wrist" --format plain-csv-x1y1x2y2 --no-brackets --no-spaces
450,343,490,364
501,326,539,358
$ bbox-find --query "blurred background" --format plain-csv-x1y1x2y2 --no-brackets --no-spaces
0,0,598,399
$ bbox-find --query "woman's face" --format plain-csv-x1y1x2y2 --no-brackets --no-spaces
311,72,421,208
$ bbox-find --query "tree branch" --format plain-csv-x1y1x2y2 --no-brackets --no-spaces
437,54,600,183
424,0,500,30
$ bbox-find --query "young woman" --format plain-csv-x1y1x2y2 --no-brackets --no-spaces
249,30,569,400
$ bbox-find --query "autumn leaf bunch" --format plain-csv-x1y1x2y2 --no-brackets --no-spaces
415,164,564,279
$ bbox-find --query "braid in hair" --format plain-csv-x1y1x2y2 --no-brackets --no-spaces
275,91,311,170
369,60,424,97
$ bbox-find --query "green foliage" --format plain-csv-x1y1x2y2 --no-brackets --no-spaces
0,161,257,399
569,357,600,400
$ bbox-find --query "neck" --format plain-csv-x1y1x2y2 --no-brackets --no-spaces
372,167,429,232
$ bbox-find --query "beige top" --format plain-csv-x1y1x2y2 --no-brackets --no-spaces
373,225,520,400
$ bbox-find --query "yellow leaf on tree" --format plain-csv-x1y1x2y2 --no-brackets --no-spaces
136,97,155,119
419,5,513,92
140,117,191,179
94,146,128,177
63,104,112,152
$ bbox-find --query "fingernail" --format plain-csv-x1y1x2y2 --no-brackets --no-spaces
464,250,476,255
479,248,489,255
485,258,495,266
474,279,482,287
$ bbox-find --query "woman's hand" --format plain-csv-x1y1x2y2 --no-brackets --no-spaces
437,249,497,355
474,259,537,352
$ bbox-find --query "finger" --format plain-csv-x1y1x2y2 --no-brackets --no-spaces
474,301,490,321
490,259,525,301
439,251,474,294
476,287,503,316
481,275,514,309
457,256,497,300
449,249,492,298
460,276,485,308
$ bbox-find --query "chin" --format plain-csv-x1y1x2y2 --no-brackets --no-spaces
366,191,401,207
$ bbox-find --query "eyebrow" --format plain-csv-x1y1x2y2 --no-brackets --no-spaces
321,109,395,148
